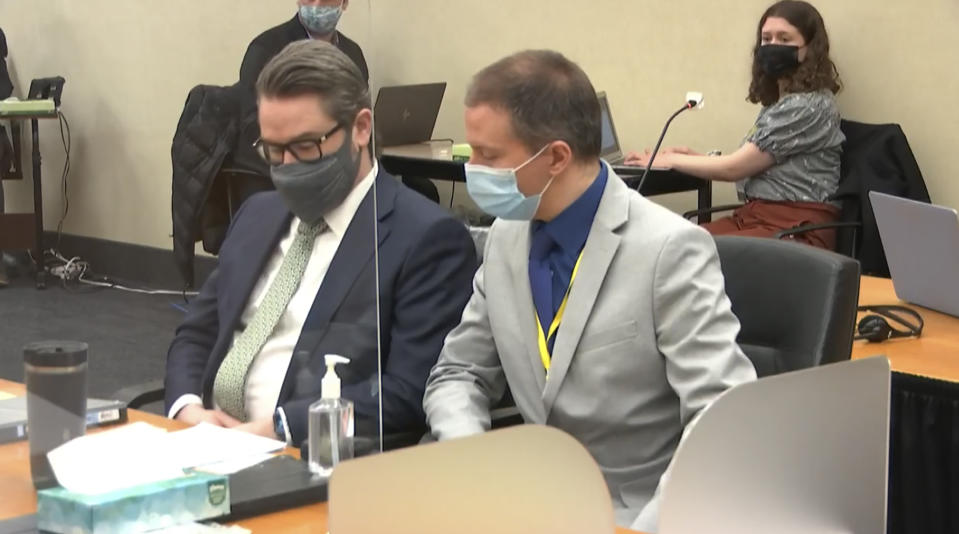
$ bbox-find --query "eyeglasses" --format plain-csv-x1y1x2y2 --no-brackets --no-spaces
253,124,342,165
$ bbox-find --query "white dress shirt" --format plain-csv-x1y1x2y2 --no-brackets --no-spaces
169,163,378,423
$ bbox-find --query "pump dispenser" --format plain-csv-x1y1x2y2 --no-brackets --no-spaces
308,354,354,476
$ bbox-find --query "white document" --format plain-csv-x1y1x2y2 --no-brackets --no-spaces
164,423,286,470
193,453,276,476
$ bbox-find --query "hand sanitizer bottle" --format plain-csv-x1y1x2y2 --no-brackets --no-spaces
308,354,354,476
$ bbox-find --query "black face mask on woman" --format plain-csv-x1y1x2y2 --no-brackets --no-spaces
757,44,801,78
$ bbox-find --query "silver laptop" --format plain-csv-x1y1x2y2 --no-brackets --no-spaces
659,357,890,533
373,82,446,147
870,191,959,317
597,91,626,165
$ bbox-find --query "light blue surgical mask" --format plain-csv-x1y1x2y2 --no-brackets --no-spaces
464,145,554,221
298,3,343,36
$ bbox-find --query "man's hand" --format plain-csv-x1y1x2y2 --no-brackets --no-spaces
233,418,279,440
174,404,241,428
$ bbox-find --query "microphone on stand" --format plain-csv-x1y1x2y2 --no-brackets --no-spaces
636,92,704,193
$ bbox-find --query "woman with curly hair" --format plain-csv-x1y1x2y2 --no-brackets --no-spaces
626,1,844,250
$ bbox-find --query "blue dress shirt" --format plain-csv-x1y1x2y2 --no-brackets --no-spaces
528,164,608,354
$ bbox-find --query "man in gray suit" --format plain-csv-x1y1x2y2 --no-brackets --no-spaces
423,50,756,532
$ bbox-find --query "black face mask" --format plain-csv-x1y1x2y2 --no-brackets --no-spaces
756,44,801,78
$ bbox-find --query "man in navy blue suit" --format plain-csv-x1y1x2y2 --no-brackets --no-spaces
164,40,476,446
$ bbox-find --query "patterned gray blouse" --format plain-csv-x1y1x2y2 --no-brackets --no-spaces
737,90,845,204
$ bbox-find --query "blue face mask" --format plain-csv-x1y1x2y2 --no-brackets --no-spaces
464,145,554,221
298,3,343,36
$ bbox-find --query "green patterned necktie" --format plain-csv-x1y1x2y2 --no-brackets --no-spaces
213,221,326,421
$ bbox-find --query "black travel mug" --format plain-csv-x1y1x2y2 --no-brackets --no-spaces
24,341,88,490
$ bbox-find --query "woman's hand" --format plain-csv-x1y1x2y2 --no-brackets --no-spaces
660,146,701,156
624,149,675,168
624,146,701,167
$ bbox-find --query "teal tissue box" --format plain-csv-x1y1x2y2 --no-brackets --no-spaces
37,473,230,534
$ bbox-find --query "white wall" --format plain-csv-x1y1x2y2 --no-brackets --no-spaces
1,0,957,250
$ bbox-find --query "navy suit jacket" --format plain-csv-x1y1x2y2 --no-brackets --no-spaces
164,170,477,445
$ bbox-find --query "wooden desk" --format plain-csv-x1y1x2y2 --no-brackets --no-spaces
0,379,642,533
852,276,959,382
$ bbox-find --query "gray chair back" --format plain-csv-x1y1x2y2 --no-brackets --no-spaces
714,235,861,377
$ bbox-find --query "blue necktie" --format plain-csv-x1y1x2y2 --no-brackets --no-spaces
529,229,557,353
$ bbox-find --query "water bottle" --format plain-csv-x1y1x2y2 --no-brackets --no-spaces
24,340,88,489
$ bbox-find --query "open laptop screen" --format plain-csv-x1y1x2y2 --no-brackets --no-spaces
597,92,621,161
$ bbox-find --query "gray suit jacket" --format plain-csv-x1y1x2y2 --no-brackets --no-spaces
424,166,756,531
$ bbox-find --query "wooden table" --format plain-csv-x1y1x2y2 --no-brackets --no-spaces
0,379,642,533
852,276,959,382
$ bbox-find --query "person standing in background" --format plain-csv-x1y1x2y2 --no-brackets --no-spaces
626,1,844,250
240,0,368,87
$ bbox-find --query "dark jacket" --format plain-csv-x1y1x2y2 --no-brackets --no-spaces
239,15,369,87
836,120,931,277
1,28,14,179
164,171,477,446
171,84,250,287
0,28,11,99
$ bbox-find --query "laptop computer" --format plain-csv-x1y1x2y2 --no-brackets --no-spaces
373,82,446,147
598,91,626,165
659,357,890,533
597,91,662,176
27,76,65,107
869,191,959,317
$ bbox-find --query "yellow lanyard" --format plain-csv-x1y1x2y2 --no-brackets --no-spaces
535,252,584,373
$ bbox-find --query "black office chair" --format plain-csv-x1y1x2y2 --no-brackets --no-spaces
220,168,273,218
713,235,861,377
401,176,440,204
